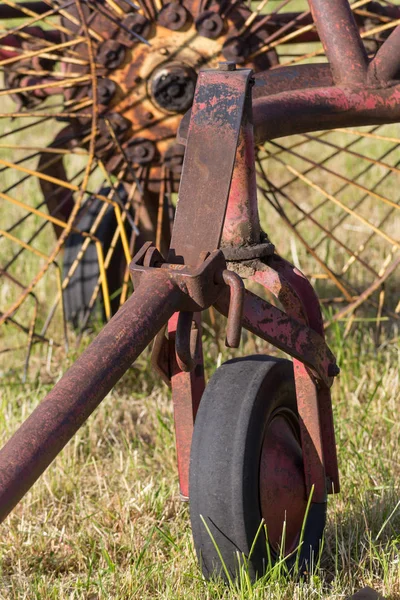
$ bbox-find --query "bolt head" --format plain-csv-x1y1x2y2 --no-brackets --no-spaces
158,3,189,31
196,10,224,39
126,139,156,165
135,145,148,158
168,10,180,22
218,61,236,71
203,18,216,31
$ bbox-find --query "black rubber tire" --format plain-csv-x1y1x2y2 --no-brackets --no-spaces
63,189,129,327
189,355,326,581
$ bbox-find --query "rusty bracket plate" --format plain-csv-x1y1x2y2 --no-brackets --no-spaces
130,242,227,312
168,66,254,267
215,287,337,388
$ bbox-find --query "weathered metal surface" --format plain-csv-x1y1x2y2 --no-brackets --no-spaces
215,287,337,388
169,312,205,499
267,256,340,495
0,236,238,522
175,311,197,372
251,263,326,503
369,24,400,83
179,71,400,148
131,245,228,312
151,325,171,387
259,415,307,552
222,241,274,261
220,270,245,349
220,84,261,248
0,57,341,531
214,61,339,503
292,360,327,503
168,66,254,266
252,82,400,143
308,0,368,85
253,64,334,98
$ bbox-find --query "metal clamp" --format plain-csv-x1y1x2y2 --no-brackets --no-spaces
222,241,275,262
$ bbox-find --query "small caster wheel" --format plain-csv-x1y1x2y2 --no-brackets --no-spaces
63,187,130,327
189,355,326,581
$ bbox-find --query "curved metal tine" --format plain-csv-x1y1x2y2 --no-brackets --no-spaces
256,137,400,320
256,166,354,302
0,8,99,330
283,3,400,68
84,0,151,45
258,174,398,322
269,138,400,218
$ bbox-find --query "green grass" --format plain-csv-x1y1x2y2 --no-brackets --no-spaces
0,319,399,599
1,3,400,597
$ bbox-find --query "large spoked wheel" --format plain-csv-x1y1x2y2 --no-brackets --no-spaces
190,356,326,581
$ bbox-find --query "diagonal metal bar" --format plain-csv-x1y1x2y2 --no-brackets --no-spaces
0,279,182,523
307,0,368,84
369,23,400,83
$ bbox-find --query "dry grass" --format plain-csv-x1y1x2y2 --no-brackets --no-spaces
1,111,400,599
1,3,400,597
0,319,399,599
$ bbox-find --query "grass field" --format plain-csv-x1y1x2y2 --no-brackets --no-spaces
1,2,400,598
0,316,399,599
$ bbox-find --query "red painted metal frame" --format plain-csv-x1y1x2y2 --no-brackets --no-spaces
169,312,205,499
250,262,339,500
308,0,369,85
218,90,338,503
0,62,339,521
1,0,400,526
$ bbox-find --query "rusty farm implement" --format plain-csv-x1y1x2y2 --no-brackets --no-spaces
0,0,399,580
1,0,400,375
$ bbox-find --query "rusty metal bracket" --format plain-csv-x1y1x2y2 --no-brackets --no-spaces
151,324,171,386
168,65,254,266
175,311,198,373
222,239,275,262
130,244,228,312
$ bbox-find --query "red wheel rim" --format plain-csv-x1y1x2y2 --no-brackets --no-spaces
259,411,307,554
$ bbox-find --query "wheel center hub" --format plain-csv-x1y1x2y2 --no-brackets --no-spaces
149,63,197,113
259,414,308,554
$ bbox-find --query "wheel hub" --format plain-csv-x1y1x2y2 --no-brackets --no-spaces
150,63,197,113
54,0,276,193
259,413,308,554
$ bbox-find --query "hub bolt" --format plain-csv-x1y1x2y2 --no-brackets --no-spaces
97,40,125,69
94,78,116,105
195,11,224,39
98,112,131,138
158,4,190,31
150,63,197,113
125,139,156,165
121,13,151,40
222,38,248,64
